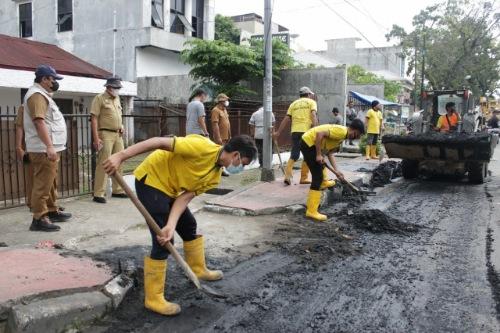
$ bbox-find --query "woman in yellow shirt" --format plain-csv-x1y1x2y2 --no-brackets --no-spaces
300,119,365,221
103,134,257,316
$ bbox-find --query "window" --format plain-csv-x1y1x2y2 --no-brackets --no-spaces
191,0,204,38
151,0,164,28
169,0,194,35
19,2,32,38
57,0,73,32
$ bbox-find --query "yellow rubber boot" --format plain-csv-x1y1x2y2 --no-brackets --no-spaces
320,168,335,189
284,159,295,185
365,145,371,160
299,161,311,184
184,236,223,281
370,145,378,159
305,190,327,221
143,256,181,316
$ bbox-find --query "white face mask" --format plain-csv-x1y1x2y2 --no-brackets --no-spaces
112,88,120,97
224,100,229,107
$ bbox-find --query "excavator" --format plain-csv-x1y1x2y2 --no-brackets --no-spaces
382,89,498,184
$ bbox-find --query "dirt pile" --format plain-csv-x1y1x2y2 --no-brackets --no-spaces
370,161,402,187
339,209,420,234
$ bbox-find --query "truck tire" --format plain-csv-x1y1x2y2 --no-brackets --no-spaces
402,159,419,179
468,162,487,184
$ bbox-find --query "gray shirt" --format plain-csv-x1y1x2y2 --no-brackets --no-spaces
330,114,343,125
186,100,206,135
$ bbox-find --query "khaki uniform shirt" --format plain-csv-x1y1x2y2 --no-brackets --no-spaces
15,105,24,127
90,92,122,130
211,105,231,141
27,93,49,120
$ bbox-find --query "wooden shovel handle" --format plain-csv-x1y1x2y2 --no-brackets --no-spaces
323,163,359,193
113,173,201,289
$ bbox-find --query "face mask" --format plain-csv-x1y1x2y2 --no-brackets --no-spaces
224,101,229,107
226,154,243,174
50,80,59,92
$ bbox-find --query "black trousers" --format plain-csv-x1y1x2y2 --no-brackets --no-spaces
290,132,304,161
254,138,263,167
300,140,324,190
135,176,197,260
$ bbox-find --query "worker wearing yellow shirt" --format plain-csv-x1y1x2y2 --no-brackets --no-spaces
365,100,384,160
275,86,319,185
300,120,365,221
103,134,257,316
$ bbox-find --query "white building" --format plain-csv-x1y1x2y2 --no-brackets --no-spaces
0,0,215,82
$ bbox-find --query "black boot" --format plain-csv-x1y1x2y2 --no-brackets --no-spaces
29,216,60,232
47,210,72,222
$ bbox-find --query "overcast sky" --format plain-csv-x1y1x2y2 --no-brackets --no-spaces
214,0,444,51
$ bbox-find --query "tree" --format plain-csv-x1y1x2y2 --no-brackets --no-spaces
347,65,402,102
386,0,500,99
181,37,297,97
250,38,296,79
181,39,260,96
214,14,240,44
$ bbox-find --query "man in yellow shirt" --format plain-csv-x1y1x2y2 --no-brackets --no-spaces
103,134,257,316
300,119,365,221
365,100,384,160
435,102,460,132
91,77,126,203
275,86,319,185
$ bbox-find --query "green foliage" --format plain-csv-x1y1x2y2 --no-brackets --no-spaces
250,38,296,79
181,39,260,96
181,37,297,97
214,14,240,44
386,0,500,98
347,65,402,102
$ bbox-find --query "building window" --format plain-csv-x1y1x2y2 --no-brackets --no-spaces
170,0,184,34
19,2,32,38
151,0,164,28
191,0,204,38
57,0,73,32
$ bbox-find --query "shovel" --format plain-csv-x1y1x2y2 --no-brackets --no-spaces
324,163,375,196
113,173,225,299
273,139,286,176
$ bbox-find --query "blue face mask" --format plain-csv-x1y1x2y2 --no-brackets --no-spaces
226,153,244,174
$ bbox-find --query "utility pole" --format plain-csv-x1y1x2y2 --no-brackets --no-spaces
413,37,418,111
261,0,274,182
112,10,117,76
419,30,426,109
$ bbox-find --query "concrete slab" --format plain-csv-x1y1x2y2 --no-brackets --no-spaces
7,291,111,333
205,169,367,215
0,248,112,305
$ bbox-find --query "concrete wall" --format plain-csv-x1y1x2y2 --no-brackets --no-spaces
347,84,385,99
0,0,215,82
323,38,405,78
137,75,199,103
245,67,348,124
136,47,191,77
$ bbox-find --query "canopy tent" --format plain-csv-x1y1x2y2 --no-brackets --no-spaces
349,91,400,106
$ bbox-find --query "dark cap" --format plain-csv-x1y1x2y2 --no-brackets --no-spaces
104,76,123,88
35,64,63,80
445,102,456,109
371,100,380,108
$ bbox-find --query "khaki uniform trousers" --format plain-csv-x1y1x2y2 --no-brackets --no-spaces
93,130,125,198
24,162,33,208
29,152,60,219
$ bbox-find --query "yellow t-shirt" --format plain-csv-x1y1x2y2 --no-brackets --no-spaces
287,97,317,133
302,124,348,152
133,135,222,197
366,109,383,134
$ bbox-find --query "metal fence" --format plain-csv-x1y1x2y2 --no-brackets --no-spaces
0,99,293,209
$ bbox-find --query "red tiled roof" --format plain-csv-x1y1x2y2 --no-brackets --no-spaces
0,34,111,79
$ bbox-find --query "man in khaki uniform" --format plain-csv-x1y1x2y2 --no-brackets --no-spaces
24,65,72,232
91,77,127,203
211,93,231,145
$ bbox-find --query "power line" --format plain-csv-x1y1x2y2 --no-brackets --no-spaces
318,0,399,67
342,0,388,33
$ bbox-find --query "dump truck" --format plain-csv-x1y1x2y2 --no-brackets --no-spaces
382,89,498,184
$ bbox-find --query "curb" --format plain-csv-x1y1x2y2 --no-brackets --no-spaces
2,267,136,333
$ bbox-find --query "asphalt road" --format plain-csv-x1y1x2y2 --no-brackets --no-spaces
91,147,500,333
